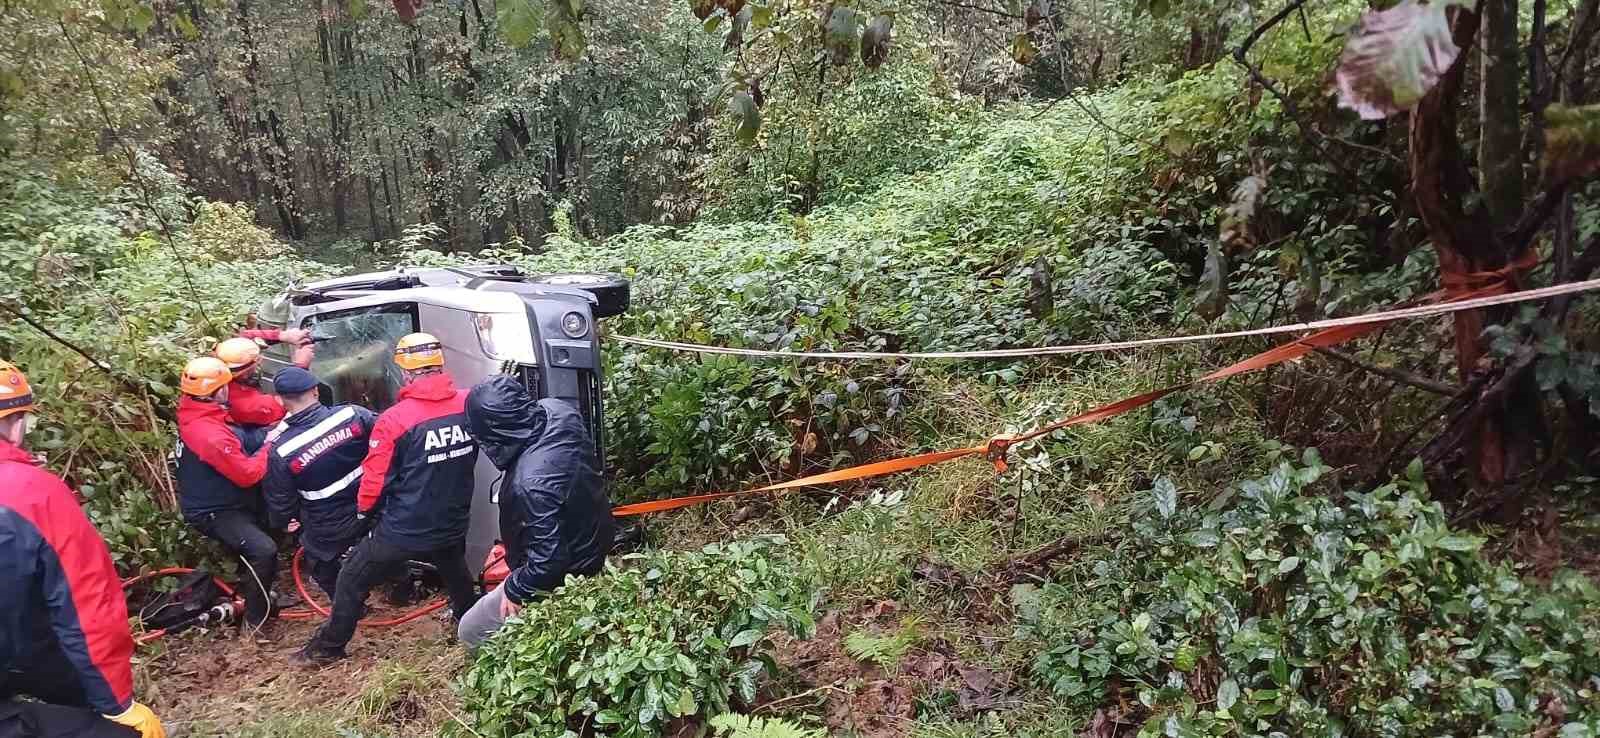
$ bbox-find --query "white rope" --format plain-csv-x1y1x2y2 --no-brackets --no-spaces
610,278,1600,361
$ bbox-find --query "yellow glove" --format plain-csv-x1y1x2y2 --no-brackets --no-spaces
105,702,166,738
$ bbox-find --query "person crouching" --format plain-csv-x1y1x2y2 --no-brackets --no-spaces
174,356,276,630
457,375,615,649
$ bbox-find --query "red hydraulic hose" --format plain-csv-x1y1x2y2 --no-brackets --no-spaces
122,545,454,641
290,547,447,626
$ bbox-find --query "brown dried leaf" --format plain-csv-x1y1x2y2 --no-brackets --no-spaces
1335,1,1461,120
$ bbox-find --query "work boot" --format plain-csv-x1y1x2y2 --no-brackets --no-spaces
385,577,417,606
289,643,346,668
269,588,301,614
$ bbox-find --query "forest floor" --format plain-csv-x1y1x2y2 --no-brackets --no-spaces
134,581,470,738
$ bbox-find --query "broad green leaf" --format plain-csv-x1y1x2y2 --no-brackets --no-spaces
497,0,545,48
1436,535,1481,552
729,91,761,144
172,11,199,40
1277,556,1301,574
1217,679,1240,711
1196,241,1229,320
749,3,772,28
728,628,763,647
1335,0,1461,119
128,3,155,35
1151,476,1178,519
1010,32,1037,65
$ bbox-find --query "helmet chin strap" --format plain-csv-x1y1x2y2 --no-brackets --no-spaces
234,366,260,388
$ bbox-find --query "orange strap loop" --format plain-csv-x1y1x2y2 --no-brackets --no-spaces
613,282,1520,517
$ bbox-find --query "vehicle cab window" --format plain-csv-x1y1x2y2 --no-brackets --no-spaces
303,303,419,412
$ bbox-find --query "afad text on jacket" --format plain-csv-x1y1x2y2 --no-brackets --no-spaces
358,372,479,550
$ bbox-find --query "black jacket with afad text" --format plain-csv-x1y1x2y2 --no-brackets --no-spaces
465,375,614,604
358,372,479,550
264,402,377,560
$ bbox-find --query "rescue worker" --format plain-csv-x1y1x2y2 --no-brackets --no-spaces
214,329,313,431
261,367,377,598
174,356,277,629
0,360,166,738
457,375,615,649
294,333,480,665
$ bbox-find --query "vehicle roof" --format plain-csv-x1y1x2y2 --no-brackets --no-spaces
288,265,595,316
291,286,535,316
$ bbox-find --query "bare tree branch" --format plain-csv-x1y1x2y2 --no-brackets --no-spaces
0,303,162,413
1232,0,1404,170
1314,347,1459,395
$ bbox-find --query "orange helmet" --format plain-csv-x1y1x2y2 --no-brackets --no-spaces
215,337,263,372
0,360,37,421
393,332,445,371
180,357,233,397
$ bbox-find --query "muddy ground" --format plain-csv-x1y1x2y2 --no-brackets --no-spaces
133,583,469,738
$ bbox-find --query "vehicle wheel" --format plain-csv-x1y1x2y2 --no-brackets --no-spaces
530,272,630,318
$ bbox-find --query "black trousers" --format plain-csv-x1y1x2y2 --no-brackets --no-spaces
309,535,478,653
192,509,278,625
307,553,343,599
0,645,135,738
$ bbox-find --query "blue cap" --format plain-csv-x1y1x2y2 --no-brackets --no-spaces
273,367,319,395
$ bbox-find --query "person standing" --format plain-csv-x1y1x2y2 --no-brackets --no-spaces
294,333,480,665
457,375,615,649
261,367,376,598
174,356,276,629
0,359,166,738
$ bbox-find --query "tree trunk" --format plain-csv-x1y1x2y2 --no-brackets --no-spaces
1478,0,1523,222
239,0,308,239
1410,6,1536,495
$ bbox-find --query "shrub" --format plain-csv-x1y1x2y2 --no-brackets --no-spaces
460,536,817,738
1016,453,1600,737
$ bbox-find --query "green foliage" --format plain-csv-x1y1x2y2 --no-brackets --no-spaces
843,616,922,670
0,0,171,182
460,536,817,738
1018,453,1600,736
1,160,334,572
709,713,826,738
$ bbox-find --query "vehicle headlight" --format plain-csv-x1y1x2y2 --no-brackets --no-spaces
561,311,588,338
473,312,537,363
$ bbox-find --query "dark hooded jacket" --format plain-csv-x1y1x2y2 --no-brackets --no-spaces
465,376,614,604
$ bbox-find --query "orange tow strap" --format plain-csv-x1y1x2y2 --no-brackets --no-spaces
613,282,1513,517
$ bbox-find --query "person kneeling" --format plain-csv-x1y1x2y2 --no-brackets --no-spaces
457,375,615,649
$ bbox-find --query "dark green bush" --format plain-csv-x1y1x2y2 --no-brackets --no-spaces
460,536,817,738
1017,453,1600,737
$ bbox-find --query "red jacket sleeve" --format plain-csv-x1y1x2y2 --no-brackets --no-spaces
226,385,285,427
357,414,401,513
32,477,136,714
237,329,283,343
193,423,271,488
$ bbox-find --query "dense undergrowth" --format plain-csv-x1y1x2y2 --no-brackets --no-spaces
7,17,1600,735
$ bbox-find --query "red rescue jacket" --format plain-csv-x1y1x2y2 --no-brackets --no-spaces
227,329,293,427
176,396,271,518
357,372,479,549
0,439,136,715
